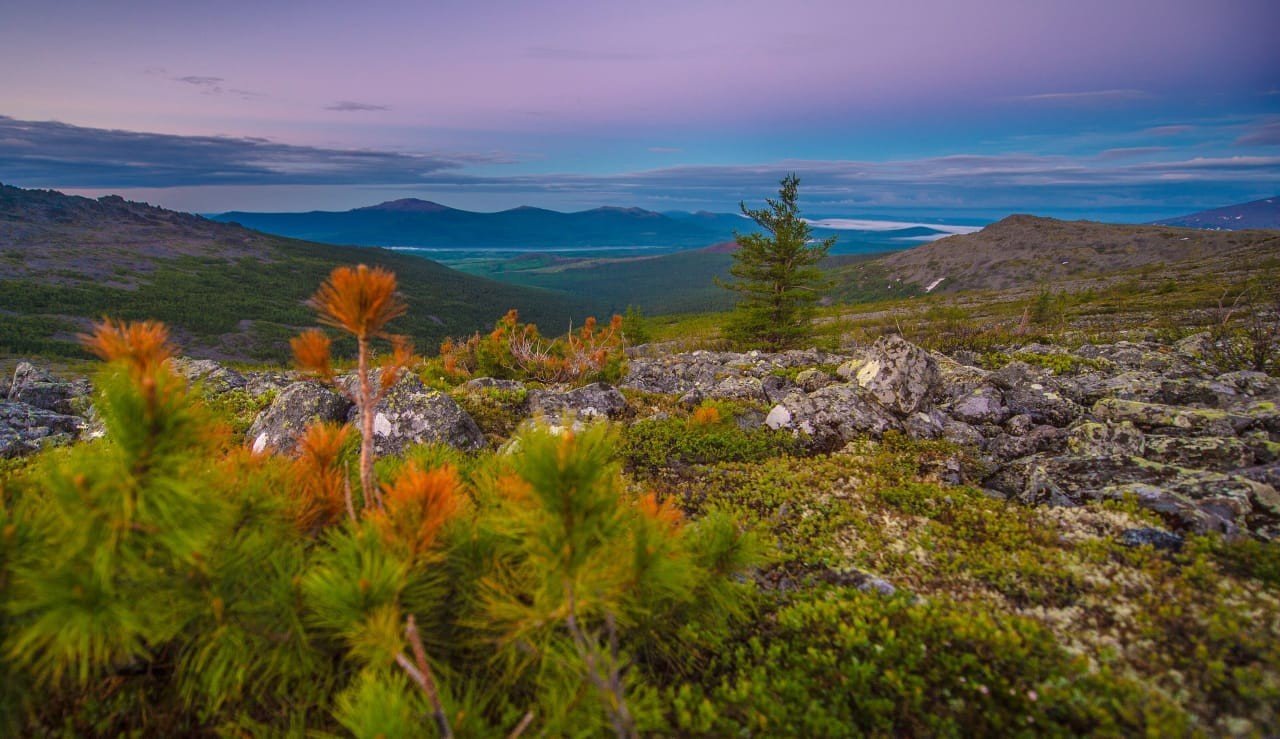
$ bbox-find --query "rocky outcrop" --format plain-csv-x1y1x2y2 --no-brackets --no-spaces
7,362,91,415
0,401,86,458
248,382,353,455
347,374,485,455
170,358,247,395
852,334,940,415
527,382,629,421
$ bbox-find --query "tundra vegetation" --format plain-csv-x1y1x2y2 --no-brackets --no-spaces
1,261,1278,737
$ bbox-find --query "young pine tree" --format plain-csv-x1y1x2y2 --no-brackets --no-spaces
292,264,413,510
718,174,835,350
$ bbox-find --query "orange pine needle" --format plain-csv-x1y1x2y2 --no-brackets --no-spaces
291,328,334,379
370,463,465,557
289,422,354,533
308,264,407,339
80,318,176,379
637,491,683,532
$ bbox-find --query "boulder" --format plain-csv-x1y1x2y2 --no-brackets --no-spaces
169,357,247,395
1118,527,1184,552
852,335,940,415
709,376,768,403
248,382,353,455
1142,435,1255,472
7,362,92,415
0,401,87,458
765,385,902,451
527,382,629,421
1066,421,1145,457
946,385,1009,425
794,368,835,393
987,425,1065,462
1091,398,1247,436
348,374,485,455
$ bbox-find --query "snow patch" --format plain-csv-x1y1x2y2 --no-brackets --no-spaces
925,277,946,293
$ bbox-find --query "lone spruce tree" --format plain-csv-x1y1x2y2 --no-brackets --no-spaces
719,173,834,350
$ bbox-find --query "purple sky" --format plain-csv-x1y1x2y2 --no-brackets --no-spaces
2,0,1278,220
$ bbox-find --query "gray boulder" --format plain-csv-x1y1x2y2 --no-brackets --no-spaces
348,374,485,455
1066,421,1145,457
1091,398,1247,436
1143,435,1255,472
527,382,629,421
170,358,247,395
852,335,940,415
248,381,353,455
765,385,902,451
0,401,87,458
7,362,92,415
946,385,1009,425
1118,527,1184,552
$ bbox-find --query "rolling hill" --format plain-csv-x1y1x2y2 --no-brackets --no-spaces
1152,196,1280,230
875,214,1280,293
0,184,594,361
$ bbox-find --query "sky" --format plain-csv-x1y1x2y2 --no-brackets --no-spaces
1,0,1278,222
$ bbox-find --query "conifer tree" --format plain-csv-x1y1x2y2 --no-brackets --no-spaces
718,174,835,350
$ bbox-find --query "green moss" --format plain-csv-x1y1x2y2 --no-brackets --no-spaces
667,588,1190,736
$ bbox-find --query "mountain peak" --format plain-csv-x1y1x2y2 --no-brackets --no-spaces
358,198,454,213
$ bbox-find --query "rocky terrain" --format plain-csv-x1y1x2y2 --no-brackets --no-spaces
7,333,1278,543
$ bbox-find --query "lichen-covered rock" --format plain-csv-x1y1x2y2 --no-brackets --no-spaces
527,382,629,421
1066,421,1145,457
169,357,247,395
987,425,1065,461
241,370,297,398
765,385,902,451
7,362,92,415
1076,370,1164,405
788,368,829,394
247,381,353,455
1142,435,1254,472
1003,383,1083,428
709,376,768,403
947,385,1007,426
1091,398,1246,436
0,401,87,458
348,374,485,455
1098,483,1240,538
933,355,991,402
1118,527,1184,552
852,335,940,415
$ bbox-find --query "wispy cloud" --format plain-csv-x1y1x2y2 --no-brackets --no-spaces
1012,89,1152,105
0,115,496,188
1097,147,1169,160
170,75,258,99
173,75,224,87
325,101,391,112
1143,125,1195,137
1236,119,1280,146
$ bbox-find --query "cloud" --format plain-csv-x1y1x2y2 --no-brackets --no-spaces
325,101,391,112
1235,120,1280,146
1143,125,1195,137
648,147,682,153
1012,89,1152,105
173,75,224,87
0,115,497,188
1097,147,1169,160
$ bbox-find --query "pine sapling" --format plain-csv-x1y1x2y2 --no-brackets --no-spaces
292,264,413,511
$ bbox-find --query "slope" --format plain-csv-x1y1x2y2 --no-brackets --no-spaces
1152,196,1280,230
0,184,592,361
875,214,1280,294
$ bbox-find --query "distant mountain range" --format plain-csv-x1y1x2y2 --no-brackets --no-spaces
210,198,967,253
1151,196,1280,230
